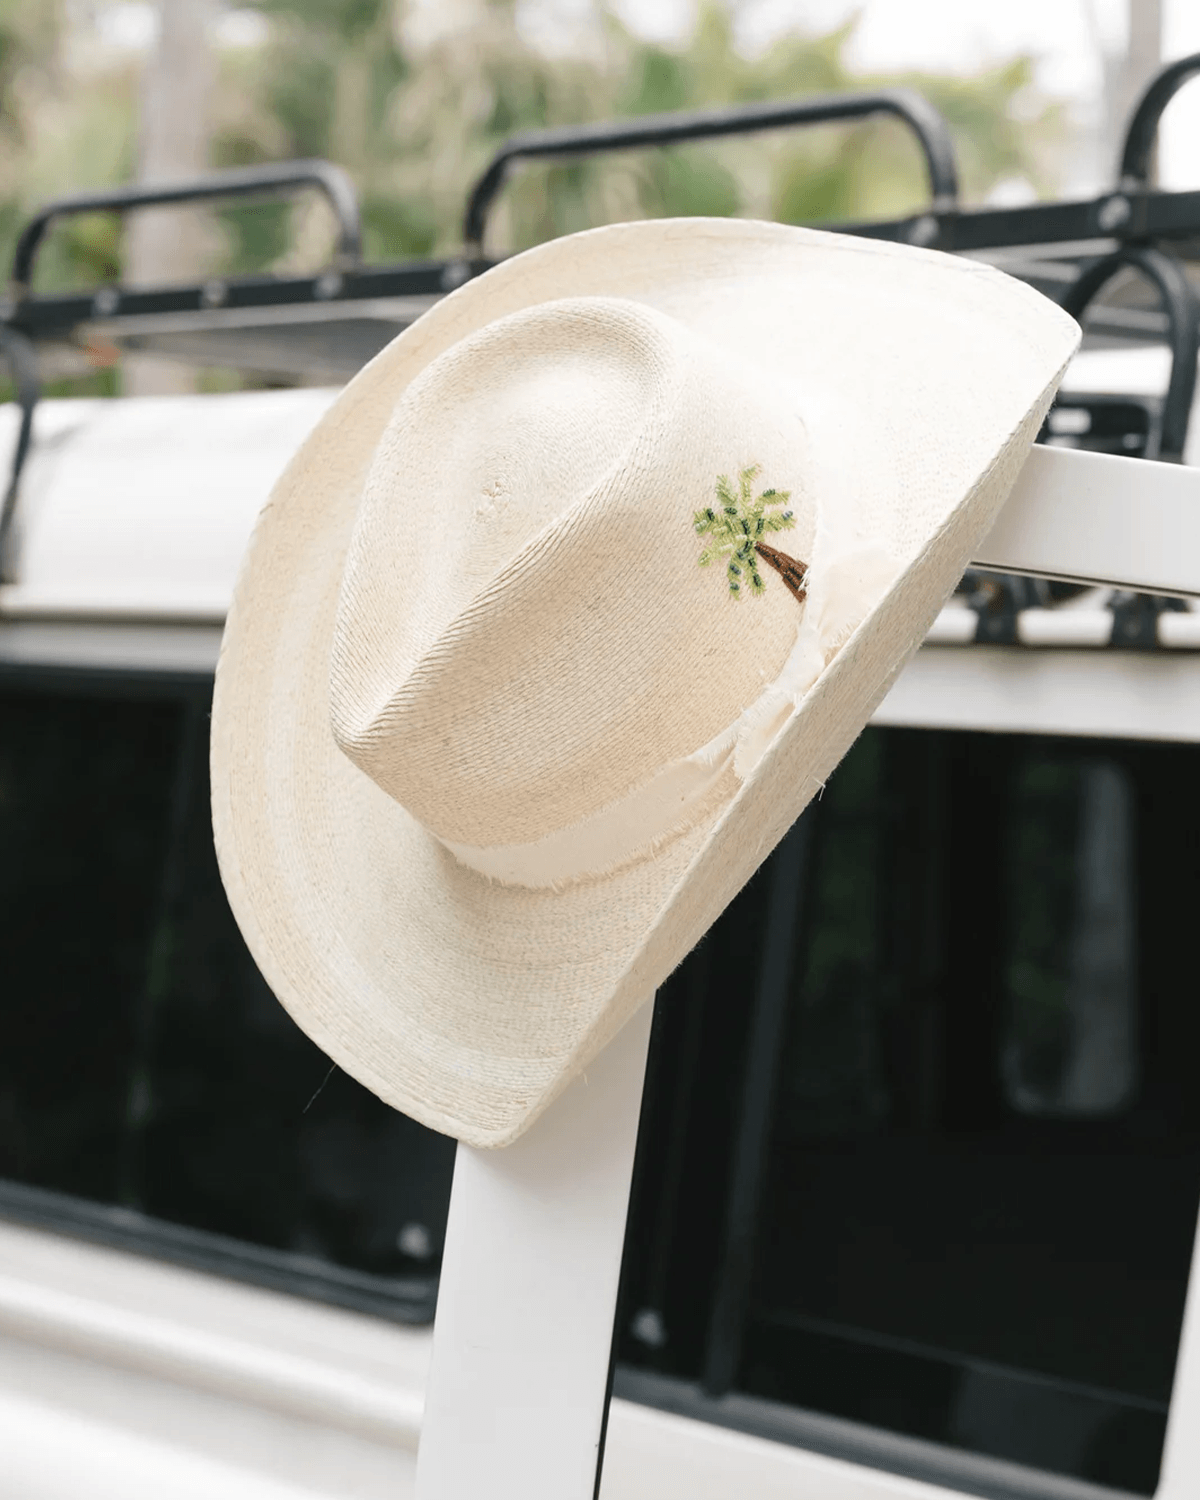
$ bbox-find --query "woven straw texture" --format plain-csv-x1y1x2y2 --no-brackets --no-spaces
211,218,1079,1146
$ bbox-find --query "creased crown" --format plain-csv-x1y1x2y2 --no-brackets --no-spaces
328,296,816,873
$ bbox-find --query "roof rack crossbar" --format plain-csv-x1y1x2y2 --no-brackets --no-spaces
461,88,960,255
1120,50,1200,189
9,158,363,299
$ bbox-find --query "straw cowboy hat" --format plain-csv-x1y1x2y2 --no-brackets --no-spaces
211,218,1078,1147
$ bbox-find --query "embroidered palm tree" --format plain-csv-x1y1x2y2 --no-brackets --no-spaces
694,463,808,603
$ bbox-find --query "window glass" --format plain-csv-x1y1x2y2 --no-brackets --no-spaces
1004,756,1138,1116
0,685,178,1203
620,727,1200,1498
0,680,455,1314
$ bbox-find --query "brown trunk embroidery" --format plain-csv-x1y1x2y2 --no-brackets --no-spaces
754,540,808,604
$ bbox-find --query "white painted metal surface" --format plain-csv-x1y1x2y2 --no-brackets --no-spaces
923,591,1200,652
416,1005,653,1500
0,1218,427,1500
976,443,1200,596
0,617,224,675
1159,1201,1200,1499
0,1215,1018,1500
873,647,1200,741
0,390,336,620
601,1402,1025,1500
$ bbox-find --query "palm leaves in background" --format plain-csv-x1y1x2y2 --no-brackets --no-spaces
0,0,1066,295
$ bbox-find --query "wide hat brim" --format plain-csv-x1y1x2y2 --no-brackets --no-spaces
211,219,1078,1146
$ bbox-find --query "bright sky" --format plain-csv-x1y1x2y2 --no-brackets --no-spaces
105,1,1200,196
601,0,1200,194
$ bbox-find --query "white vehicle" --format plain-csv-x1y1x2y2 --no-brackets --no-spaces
5,70,1200,1500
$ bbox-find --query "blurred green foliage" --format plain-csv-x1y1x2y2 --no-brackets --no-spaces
0,0,1065,291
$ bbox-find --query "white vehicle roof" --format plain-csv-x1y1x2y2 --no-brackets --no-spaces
1,352,1199,742
0,387,338,621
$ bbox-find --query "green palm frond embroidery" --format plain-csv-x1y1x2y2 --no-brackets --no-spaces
694,463,808,604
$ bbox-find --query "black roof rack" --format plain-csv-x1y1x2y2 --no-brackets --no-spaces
4,57,1200,648
5,65,1200,381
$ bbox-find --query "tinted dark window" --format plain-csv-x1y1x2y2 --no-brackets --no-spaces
0,678,454,1318
0,686,179,1202
619,727,1200,1497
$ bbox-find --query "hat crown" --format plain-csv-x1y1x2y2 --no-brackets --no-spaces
329,296,815,872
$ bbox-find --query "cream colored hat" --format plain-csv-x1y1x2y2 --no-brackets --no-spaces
211,218,1078,1147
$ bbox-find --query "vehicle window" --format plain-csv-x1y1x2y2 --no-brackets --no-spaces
1004,755,1138,1117
0,677,454,1320
619,726,1200,1498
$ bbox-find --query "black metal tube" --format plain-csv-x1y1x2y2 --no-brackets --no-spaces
10,158,362,295
1119,51,1200,188
462,89,960,253
1058,244,1199,461
0,323,41,582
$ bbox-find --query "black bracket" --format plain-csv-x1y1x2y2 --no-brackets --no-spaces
462,88,960,255
1109,591,1187,649
1119,52,1200,189
980,242,1200,649
1056,243,1199,463
961,571,1046,647
9,158,363,299
0,322,42,583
